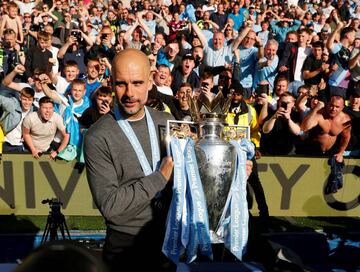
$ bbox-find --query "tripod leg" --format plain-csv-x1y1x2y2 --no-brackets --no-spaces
41,217,52,243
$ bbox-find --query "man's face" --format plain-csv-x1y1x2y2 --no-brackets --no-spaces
176,86,191,109
278,95,294,111
242,31,256,49
3,33,16,48
298,32,309,45
312,46,323,59
213,33,225,50
275,80,288,96
20,95,34,111
87,60,100,80
181,59,195,75
286,33,298,43
349,95,360,111
327,97,344,118
113,57,152,120
8,7,18,18
218,71,232,88
70,83,85,102
39,102,54,121
346,30,356,45
64,66,80,81
155,34,165,46
38,39,49,50
154,66,170,86
265,44,277,60
96,93,113,114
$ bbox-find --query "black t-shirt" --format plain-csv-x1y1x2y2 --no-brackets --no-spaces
78,106,104,129
260,111,301,155
302,55,324,85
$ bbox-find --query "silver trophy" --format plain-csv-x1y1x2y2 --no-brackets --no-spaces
167,90,249,243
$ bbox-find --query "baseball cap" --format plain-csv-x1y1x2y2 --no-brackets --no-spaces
182,53,194,61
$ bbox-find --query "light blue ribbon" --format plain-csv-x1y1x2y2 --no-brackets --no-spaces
184,139,213,262
162,137,188,263
115,107,160,175
163,137,253,263
216,139,253,260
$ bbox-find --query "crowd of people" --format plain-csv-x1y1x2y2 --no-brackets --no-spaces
1,0,359,271
0,0,359,161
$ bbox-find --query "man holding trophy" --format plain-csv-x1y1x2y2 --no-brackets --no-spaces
84,49,255,272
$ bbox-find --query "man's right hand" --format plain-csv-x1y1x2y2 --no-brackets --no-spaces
14,64,25,74
159,156,174,182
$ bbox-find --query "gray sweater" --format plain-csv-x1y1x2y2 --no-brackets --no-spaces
84,107,173,235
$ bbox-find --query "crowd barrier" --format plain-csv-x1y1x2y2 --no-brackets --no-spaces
0,154,359,216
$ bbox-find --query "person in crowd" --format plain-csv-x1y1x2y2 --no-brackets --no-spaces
0,28,25,80
171,53,200,95
2,64,46,107
0,87,36,152
261,92,301,155
300,95,351,162
191,20,251,84
153,64,173,96
49,60,80,94
253,39,279,91
343,88,360,156
57,28,94,76
88,26,116,61
210,2,227,30
0,1,23,44
278,28,312,95
79,86,113,129
41,78,91,154
302,41,330,88
24,31,53,81
83,57,102,99
225,80,269,219
326,15,356,98
84,49,174,272
22,96,69,160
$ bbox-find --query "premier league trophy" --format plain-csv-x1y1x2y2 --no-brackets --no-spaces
163,90,252,264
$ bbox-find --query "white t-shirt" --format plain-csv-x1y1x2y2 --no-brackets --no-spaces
294,47,311,81
14,0,36,15
5,110,30,146
56,75,71,94
156,85,173,96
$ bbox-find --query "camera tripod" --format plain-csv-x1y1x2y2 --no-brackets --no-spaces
41,199,71,243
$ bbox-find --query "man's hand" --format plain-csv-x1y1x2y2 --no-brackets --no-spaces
279,65,288,72
49,150,58,160
14,64,26,74
31,149,41,159
159,156,174,182
334,153,344,163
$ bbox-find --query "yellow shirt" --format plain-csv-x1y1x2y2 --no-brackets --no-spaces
225,104,261,148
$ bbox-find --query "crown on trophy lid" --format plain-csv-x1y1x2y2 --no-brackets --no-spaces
188,86,234,123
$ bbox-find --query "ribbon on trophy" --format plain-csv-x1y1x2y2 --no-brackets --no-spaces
163,136,254,263
216,139,254,260
162,137,212,263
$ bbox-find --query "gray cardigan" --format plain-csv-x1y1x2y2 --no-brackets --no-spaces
84,107,173,235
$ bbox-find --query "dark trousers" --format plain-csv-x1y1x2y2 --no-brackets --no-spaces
103,227,175,272
247,158,269,217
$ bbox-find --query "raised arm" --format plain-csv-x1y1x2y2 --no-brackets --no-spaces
301,101,324,131
231,24,252,50
191,22,207,47
326,17,344,51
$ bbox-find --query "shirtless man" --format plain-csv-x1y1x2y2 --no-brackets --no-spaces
301,95,351,162
0,2,23,43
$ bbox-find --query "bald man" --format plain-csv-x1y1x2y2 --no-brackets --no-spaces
84,49,174,271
